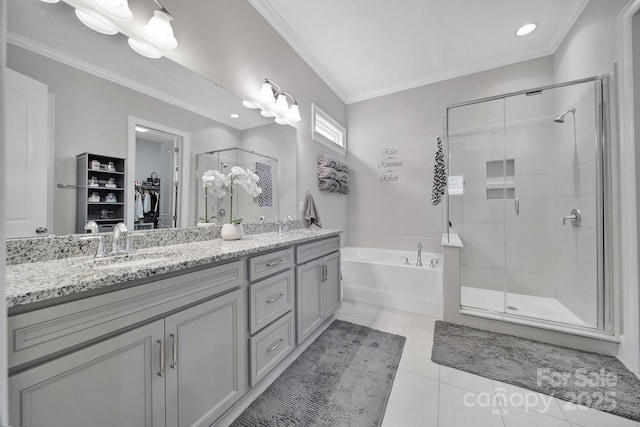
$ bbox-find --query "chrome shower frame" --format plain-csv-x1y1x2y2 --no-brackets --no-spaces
444,75,613,334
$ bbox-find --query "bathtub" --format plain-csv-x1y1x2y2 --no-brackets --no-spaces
341,246,443,317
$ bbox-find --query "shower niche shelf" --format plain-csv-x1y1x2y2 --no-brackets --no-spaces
486,159,515,199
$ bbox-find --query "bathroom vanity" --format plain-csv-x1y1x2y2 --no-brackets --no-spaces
5,229,342,427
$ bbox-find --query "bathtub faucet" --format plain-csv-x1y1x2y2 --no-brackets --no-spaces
416,243,423,267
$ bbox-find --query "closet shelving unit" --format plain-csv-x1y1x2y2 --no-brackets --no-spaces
76,153,126,233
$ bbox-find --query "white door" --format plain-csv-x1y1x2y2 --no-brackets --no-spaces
160,140,177,228
5,69,49,238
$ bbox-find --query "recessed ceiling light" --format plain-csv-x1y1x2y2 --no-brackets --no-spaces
516,23,537,37
230,114,240,119
135,125,149,132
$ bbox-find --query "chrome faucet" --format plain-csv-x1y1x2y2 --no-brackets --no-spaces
112,222,129,254
279,215,293,233
416,243,423,267
84,221,99,234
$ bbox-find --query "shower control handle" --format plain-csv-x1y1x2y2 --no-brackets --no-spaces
513,197,519,216
562,209,581,227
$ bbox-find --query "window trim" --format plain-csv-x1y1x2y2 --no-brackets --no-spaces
311,104,347,155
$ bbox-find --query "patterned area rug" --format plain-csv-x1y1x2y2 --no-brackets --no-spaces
431,320,640,422
231,320,405,427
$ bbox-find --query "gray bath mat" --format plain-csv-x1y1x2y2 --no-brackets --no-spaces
431,321,640,422
231,320,405,427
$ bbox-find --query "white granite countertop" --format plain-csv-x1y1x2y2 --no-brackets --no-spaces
6,229,341,309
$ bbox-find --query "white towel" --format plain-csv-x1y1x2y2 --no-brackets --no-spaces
304,192,322,227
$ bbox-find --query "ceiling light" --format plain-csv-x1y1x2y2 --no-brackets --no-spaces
144,6,177,49
516,23,537,37
92,0,133,22
230,114,240,119
40,0,61,3
135,125,149,132
244,78,302,127
75,9,119,35
128,38,163,59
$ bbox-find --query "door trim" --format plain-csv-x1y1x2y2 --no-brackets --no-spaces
127,116,191,229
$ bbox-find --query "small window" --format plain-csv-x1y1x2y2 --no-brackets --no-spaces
312,104,347,154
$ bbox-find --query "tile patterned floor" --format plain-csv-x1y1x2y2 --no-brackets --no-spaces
336,300,639,427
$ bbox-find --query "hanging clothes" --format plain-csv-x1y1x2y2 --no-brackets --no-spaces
143,191,152,213
135,190,144,220
431,136,447,206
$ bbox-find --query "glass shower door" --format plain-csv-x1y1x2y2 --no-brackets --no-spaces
503,81,601,328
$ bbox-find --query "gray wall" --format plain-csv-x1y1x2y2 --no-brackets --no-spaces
135,139,163,184
346,56,555,252
164,0,348,234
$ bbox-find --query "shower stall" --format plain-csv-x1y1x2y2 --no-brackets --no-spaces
445,77,612,332
195,148,280,225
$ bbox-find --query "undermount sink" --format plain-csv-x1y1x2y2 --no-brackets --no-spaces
84,252,179,270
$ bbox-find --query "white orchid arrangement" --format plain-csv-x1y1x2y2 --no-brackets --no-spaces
202,166,262,224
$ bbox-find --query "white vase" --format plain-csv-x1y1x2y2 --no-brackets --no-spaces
220,223,244,240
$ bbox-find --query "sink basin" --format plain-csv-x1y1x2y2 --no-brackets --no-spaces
84,251,179,270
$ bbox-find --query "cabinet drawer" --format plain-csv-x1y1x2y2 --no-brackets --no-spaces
249,248,294,281
250,312,295,386
9,260,245,370
249,269,294,335
296,236,340,264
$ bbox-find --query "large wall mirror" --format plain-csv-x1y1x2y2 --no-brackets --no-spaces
5,0,297,238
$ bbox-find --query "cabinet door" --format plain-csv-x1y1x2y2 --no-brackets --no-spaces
322,251,342,319
296,259,323,343
165,289,246,427
9,320,166,427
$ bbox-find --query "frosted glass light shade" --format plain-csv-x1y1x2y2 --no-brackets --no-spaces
274,94,289,114
287,104,301,122
274,117,289,126
242,100,260,109
75,9,119,35
260,109,276,118
128,38,162,59
144,10,177,49
259,83,276,104
93,0,133,22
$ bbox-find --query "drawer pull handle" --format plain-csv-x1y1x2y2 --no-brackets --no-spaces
265,259,286,267
267,339,284,353
267,294,284,303
170,333,177,370
157,339,165,377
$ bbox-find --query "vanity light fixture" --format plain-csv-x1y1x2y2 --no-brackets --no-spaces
92,0,133,22
516,23,537,37
75,9,119,35
243,78,302,126
143,0,178,49
39,0,178,59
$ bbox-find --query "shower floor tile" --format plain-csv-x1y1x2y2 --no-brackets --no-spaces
461,286,588,326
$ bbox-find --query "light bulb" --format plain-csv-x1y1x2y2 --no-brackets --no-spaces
93,0,133,22
274,94,289,114
128,38,162,59
259,82,275,104
144,10,177,49
287,104,301,122
75,9,119,35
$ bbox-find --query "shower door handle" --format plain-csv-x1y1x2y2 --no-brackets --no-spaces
513,197,519,216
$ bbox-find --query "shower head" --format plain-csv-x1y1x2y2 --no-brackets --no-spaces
554,107,576,123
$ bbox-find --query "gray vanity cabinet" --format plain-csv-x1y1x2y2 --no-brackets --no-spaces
10,289,245,427
295,237,342,343
9,320,167,427
165,289,246,427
